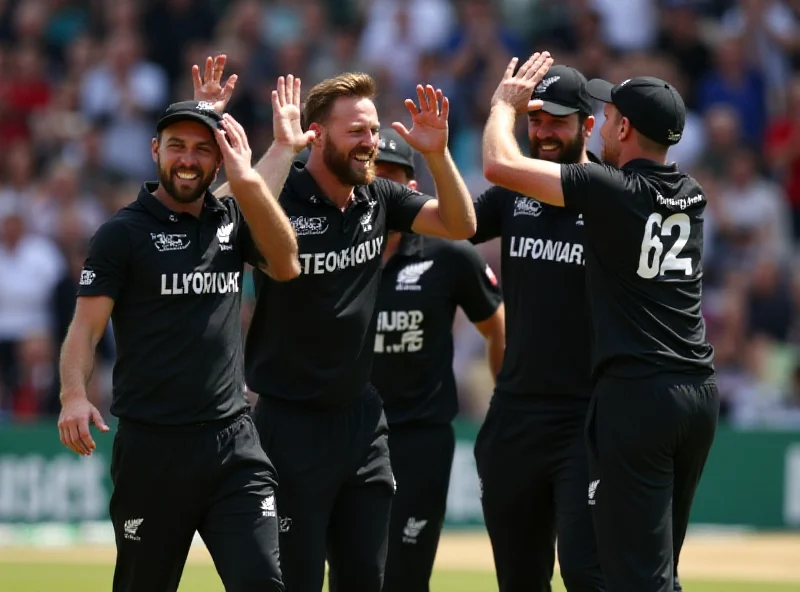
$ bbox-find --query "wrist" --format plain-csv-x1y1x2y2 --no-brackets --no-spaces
270,140,304,157
60,388,88,404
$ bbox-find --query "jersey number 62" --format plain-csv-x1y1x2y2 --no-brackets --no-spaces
636,212,693,279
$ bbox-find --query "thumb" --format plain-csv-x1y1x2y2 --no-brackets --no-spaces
303,130,317,144
92,407,110,432
527,99,544,112
391,122,411,141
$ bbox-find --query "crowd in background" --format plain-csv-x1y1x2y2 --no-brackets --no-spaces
1,0,800,428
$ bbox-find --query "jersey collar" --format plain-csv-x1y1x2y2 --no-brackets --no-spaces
137,182,226,223
287,163,372,209
622,159,679,173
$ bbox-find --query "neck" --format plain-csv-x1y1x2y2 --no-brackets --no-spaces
617,148,668,169
579,149,590,164
305,153,356,209
152,184,204,218
383,233,402,264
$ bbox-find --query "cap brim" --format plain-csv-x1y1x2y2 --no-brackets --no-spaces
586,79,615,103
157,113,220,134
539,101,580,116
374,152,414,172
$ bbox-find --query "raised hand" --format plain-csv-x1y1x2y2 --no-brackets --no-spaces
214,113,255,185
272,74,316,152
393,85,450,156
192,54,238,112
491,51,554,113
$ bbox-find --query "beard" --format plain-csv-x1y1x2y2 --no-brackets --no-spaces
529,126,586,164
157,157,216,204
600,138,621,168
323,137,376,186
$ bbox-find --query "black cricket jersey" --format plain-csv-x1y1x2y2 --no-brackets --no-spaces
77,183,262,425
371,234,502,425
244,163,431,409
560,159,715,378
471,185,592,398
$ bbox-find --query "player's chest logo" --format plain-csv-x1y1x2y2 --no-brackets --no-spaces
151,232,190,252
290,215,329,236
513,196,543,217
395,261,434,292
217,222,234,251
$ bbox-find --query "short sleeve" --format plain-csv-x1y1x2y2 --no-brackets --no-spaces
379,178,433,232
238,217,265,269
471,186,507,245
77,219,131,301
453,242,503,324
560,162,629,224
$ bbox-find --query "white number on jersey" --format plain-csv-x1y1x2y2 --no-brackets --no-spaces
636,213,693,279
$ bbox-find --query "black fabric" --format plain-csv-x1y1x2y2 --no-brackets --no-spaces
560,160,714,379
109,412,282,592
585,374,719,592
251,387,394,592
471,186,592,398
372,235,501,425
245,164,432,410
78,184,259,424
475,394,605,592
382,423,455,592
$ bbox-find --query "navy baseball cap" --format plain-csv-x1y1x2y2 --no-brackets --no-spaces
587,76,686,145
375,128,415,174
532,65,593,117
156,100,223,134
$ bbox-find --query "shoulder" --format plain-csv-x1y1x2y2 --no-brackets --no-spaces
424,236,486,266
366,177,426,201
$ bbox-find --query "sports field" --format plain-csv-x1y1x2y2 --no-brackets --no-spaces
2,530,800,591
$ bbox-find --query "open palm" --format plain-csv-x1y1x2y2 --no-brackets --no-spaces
272,74,315,152
192,54,237,112
393,85,449,156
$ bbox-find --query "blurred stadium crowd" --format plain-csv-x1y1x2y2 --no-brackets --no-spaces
1,0,800,428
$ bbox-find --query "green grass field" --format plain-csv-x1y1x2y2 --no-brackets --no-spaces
1,563,798,592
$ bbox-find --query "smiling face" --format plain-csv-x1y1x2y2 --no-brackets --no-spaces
316,95,380,186
527,110,588,164
152,120,221,203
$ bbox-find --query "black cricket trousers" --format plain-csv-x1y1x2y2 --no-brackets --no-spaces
475,392,605,592
252,387,395,592
585,372,719,592
109,410,283,592
383,422,455,592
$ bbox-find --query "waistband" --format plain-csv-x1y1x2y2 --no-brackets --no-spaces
256,385,380,415
118,409,249,433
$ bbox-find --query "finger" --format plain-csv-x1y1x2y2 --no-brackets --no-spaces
91,407,110,432
67,423,89,455
213,127,233,156
213,54,227,84
222,74,238,100
225,114,249,152
303,130,317,144
286,74,295,106
271,89,281,114
391,121,411,141
524,51,551,80
221,119,241,149
425,85,438,116
415,85,428,111
440,94,450,121
192,64,202,92
503,57,519,80
78,418,96,452
528,99,544,112
203,56,213,84
277,76,286,107
58,422,67,447
293,77,302,107
516,52,539,78
404,97,420,117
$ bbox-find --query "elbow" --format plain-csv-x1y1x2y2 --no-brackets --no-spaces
269,258,301,282
483,160,510,187
456,217,478,240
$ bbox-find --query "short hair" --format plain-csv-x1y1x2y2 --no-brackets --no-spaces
303,72,377,127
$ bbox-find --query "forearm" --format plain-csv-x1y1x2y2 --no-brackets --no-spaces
486,332,504,382
59,326,99,403
217,141,296,199
482,103,522,173
229,169,300,281
424,150,477,238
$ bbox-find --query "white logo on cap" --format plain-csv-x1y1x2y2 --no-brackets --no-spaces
379,138,397,150
535,76,561,94
196,101,216,112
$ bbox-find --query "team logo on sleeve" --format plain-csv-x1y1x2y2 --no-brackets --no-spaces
79,268,96,286
513,197,542,217
290,215,329,236
396,261,434,291
217,222,234,251
151,232,190,252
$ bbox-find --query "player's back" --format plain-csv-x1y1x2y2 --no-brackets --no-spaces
562,159,714,379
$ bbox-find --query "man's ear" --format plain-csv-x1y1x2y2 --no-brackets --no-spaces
408,179,419,191
583,115,595,138
309,122,323,147
619,117,632,141
151,137,159,163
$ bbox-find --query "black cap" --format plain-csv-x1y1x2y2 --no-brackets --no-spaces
587,76,686,146
294,147,310,164
156,100,223,134
375,128,415,173
532,65,593,117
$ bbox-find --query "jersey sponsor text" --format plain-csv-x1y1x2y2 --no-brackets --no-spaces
160,272,241,295
298,236,384,275
509,236,584,266
374,309,424,353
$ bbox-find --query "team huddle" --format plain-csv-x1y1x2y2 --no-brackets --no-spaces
57,49,718,592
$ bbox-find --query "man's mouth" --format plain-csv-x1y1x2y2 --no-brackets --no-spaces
175,170,199,180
